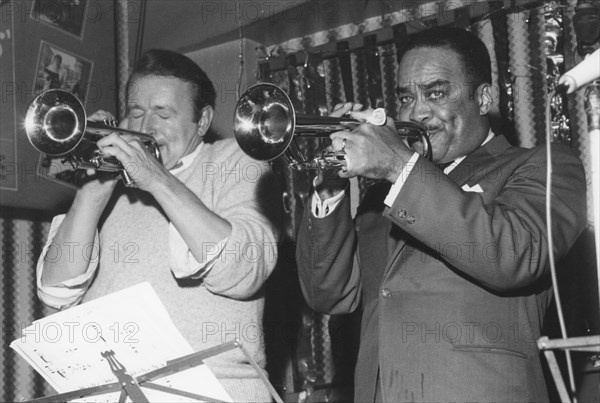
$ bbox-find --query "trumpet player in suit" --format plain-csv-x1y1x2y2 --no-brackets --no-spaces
296,27,587,402
36,49,278,402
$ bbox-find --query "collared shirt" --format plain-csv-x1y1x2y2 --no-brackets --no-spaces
312,130,495,217
37,142,228,309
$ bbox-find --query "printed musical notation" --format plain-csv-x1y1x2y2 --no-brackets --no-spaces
10,282,232,402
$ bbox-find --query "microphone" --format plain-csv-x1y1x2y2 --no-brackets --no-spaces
558,48,600,94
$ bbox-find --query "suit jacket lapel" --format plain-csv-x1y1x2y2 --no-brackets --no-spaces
383,135,512,276
447,136,512,186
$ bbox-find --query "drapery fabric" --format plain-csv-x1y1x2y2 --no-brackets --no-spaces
1,216,53,401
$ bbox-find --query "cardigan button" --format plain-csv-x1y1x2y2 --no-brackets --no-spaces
407,215,416,224
397,209,407,219
381,288,392,298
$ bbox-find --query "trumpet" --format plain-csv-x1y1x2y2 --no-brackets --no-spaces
24,89,161,186
234,83,431,171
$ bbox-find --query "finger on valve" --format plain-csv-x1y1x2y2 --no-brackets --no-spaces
88,109,116,124
331,102,364,117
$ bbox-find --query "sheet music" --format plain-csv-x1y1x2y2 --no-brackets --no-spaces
10,282,232,402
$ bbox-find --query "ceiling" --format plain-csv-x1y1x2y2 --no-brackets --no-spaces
140,0,304,52
137,0,548,55
137,0,463,53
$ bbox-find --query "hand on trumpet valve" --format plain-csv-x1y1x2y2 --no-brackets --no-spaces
312,102,364,199
329,105,415,183
74,110,120,197
87,109,118,172
327,101,368,174
96,126,166,192
330,102,364,118
331,102,387,125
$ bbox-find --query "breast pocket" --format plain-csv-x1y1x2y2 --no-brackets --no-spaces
451,344,527,359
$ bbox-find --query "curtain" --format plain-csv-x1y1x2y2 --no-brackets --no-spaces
0,213,54,401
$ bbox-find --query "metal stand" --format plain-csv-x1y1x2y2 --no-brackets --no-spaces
584,82,600,317
25,340,283,403
539,79,600,403
538,335,600,402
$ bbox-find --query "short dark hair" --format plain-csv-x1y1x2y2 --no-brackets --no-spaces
398,27,492,88
127,49,216,121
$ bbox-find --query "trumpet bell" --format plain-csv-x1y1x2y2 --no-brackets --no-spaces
234,83,296,161
234,83,431,170
24,89,162,186
25,90,86,155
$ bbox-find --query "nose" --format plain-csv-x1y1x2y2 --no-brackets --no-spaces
139,114,155,135
408,96,431,125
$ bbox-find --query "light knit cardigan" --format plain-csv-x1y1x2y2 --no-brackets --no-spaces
39,139,279,402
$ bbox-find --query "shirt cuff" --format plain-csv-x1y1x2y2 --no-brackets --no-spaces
384,152,420,207
311,179,347,218
36,215,99,310
168,223,227,279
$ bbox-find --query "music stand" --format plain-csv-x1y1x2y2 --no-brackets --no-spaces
24,339,283,403
537,335,600,402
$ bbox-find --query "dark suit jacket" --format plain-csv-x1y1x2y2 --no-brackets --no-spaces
297,136,587,402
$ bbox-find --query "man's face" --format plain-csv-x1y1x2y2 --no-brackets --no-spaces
126,75,203,169
396,46,489,164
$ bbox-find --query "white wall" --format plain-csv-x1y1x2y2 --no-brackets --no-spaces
186,38,260,140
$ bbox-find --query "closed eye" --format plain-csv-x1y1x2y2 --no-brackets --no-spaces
154,105,175,120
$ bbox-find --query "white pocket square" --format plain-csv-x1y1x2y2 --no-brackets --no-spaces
462,183,484,193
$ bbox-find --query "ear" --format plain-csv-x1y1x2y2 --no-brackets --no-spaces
196,105,214,138
476,83,493,115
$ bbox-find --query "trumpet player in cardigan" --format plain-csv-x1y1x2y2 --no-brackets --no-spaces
37,49,279,402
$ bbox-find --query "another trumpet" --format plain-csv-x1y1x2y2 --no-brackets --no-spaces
234,83,431,171
24,89,161,186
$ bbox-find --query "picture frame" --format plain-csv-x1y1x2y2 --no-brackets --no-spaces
30,0,88,39
32,40,93,102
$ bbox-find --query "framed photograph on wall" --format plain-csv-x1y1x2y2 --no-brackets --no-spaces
32,41,93,102
30,0,88,39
